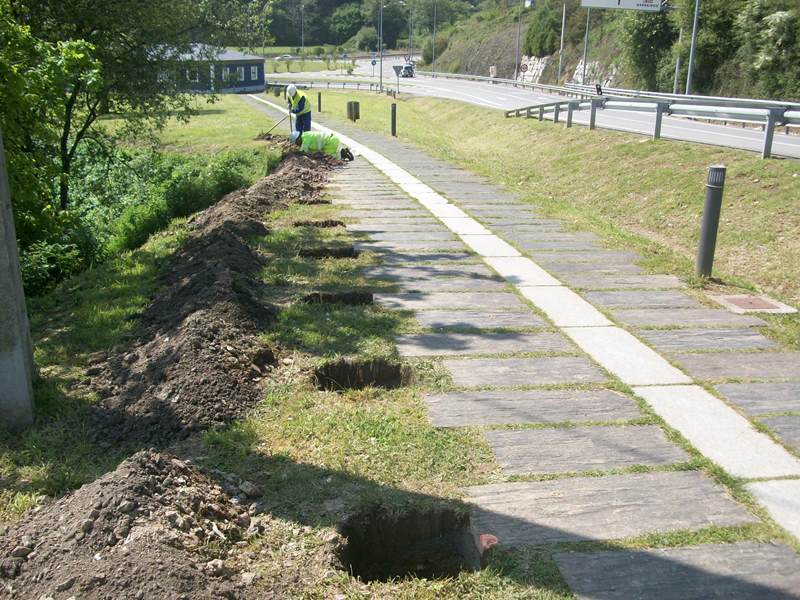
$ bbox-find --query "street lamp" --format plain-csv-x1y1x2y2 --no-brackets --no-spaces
686,0,700,95
300,1,304,60
379,0,384,91
432,0,437,77
514,0,524,80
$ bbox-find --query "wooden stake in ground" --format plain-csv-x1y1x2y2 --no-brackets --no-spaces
0,129,34,427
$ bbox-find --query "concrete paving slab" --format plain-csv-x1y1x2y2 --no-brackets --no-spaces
395,332,573,357
444,357,607,387
586,290,700,309
545,262,644,275
486,425,688,475
363,231,457,242
640,328,778,353
341,210,429,219
559,274,684,290
468,471,757,546
439,218,491,235
375,292,528,311
415,310,548,330
356,241,467,252
716,383,800,415
533,250,642,265
746,480,800,541
363,264,497,280
517,241,603,251
504,232,599,243
483,257,562,287
564,327,692,386
346,223,447,232
459,234,521,257
519,287,612,327
673,353,800,381
614,308,768,328
760,416,800,450
633,385,800,478
387,277,509,292
379,252,478,264
554,542,800,600
425,389,641,427
428,204,470,219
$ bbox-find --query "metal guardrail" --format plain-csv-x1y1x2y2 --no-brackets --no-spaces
414,70,593,99
507,95,798,159
264,80,401,97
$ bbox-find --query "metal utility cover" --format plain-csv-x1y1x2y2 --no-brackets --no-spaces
709,294,797,315
581,0,664,11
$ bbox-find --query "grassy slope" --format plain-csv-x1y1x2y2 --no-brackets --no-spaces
0,96,280,520
313,91,800,348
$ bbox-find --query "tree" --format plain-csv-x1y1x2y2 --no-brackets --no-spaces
523,0,562,58
362,0,408,48
355,25,379,50
621,10,677,90
9,0,269,210
330,3,364,44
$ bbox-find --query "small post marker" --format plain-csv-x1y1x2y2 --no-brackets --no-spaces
697,165,727,278
391,103,397,137
318,92,322,113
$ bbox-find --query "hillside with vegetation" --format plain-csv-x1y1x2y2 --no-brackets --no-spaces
429,0,800,99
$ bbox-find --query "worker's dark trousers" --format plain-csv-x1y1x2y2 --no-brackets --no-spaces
295,112,311,133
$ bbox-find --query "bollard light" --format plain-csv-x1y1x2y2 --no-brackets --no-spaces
696,165,726,278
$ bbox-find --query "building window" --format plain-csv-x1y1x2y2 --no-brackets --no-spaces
186,69,199,82
250,65,258,81
237,66,245,82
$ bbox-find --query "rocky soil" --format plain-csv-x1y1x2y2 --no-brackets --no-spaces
1,151,344,599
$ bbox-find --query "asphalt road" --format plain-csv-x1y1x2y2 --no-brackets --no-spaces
270,57,800,159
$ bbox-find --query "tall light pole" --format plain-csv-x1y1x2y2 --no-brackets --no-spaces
673,27,683,94
581,7,591,85
379,1,384,91
557,1,566,83
514,0,524,80
432,0,437,77
300,1,304,59
686,0,700,95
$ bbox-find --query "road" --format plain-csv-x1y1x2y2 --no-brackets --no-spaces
268,57,800,159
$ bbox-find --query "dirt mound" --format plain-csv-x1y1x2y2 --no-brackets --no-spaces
82,153,335,448
0,450,266,599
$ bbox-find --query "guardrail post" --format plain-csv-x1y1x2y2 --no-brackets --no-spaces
538,106,544,122
653,102,667,140
526,107,532,119
589,99,600,130
697,165,726,278
762,109,781,159
566,102,575,128
391,103,397,137
553,104,561,124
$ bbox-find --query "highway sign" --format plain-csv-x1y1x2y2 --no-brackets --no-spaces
581,0,664,11
392,65,403,76
520,64,529,73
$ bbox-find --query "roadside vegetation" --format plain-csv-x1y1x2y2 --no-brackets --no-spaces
308,90,800,349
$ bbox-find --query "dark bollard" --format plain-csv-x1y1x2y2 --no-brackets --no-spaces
391,103,397,137
353,101,360,121
318,92,322,113
696,165,727,278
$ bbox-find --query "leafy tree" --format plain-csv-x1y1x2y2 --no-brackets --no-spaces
523,0,562,58
355,25,379,50
362,0,408,48
621,9,677,90
330,3,364,43
9,0,268,209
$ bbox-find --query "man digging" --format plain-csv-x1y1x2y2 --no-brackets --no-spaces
291,130,354,161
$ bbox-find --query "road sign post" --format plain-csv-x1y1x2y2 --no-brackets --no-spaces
0,130,34,428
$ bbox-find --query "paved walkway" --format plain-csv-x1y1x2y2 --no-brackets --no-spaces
248,96,800,597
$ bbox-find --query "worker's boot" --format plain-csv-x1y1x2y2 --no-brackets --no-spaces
341,148,354,161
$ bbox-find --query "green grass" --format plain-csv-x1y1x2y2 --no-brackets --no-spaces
0,225,185,521
299,90,800,349
156,95,280,153
266,59,353,73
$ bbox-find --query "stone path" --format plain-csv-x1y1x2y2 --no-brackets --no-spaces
247,95,800,598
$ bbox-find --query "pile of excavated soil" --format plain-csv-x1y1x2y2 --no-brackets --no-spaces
0,450,267,599
82,153,336,448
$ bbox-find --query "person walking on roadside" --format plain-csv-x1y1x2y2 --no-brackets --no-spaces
286,84,311,133
291,131,354,161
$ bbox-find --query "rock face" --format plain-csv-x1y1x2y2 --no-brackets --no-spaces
516,55,550,83
570,60,618,87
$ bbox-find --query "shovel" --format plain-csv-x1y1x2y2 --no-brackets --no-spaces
264,114,289,136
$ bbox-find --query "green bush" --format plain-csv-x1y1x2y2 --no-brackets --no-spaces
355,26,379,51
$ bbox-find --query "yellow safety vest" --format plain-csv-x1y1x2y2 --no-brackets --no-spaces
289,90,311,115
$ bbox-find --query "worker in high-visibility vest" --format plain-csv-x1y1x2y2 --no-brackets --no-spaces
286,84,311,133
291,131,354,161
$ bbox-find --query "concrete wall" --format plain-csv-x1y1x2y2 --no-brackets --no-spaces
0,131,34,428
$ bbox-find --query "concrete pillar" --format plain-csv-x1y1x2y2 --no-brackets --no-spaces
0,130,34,428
